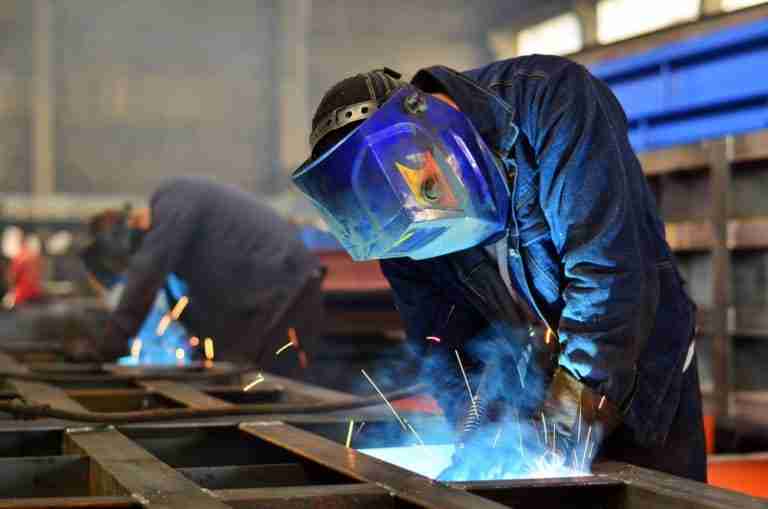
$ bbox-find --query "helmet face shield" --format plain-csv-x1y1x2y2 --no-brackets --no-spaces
293,85,510,261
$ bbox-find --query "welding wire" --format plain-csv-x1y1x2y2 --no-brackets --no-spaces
170,296,189,320
242,374,265,392
582,424,593,470
275,342,294,356
454,350,477,416
360,369,408,431
345,420,355,448
156,314,172,336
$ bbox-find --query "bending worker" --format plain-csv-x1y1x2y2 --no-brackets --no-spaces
293,58,705,481
81,176,324,374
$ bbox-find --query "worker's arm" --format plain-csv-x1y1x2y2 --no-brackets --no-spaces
101,184,201,359
533,62,656,412
380,256,488,425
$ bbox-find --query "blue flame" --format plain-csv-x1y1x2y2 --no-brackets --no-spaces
117,274,194,366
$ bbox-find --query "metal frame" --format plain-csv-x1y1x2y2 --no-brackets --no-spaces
0,350,764,508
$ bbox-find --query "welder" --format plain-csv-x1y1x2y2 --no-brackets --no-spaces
292,57,706,481
80,176,325,374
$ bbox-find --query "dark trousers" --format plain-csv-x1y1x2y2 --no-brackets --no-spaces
598,355,707,482
228,269,326,378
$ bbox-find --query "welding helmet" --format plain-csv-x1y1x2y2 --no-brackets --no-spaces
80,206,145,288
293,81,510,261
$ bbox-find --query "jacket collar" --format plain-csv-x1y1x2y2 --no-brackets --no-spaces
412,65,519,158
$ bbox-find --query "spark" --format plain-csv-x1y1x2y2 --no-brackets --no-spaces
545,328,553,344
598,395,606,411
405,420,426,446
426,336,441,343
551,422,557,455
345,420,355,448
492,425,503,449
243,374,265,391
203,337,215,360
130,338,142,359
275,342,294,356
576,397,582,446
582,424,593,470
454,350,477,417
189,336,200,347
156,314,172,335
516,413,525,458
175,348,185,361
287,327,298,345
586,439,596,464
541,412,549,448
170,296,189,320
355,422,366,438
360,369,408,431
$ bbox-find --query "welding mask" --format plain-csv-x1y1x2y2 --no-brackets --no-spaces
292,85,510,261
80,207,145,288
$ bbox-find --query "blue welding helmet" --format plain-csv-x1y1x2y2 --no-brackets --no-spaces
292,85,510,261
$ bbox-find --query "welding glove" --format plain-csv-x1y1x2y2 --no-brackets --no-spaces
533,367,622,471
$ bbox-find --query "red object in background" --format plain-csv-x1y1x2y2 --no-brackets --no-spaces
8,246,43,306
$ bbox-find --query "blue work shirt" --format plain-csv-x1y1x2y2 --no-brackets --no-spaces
381,55,697,448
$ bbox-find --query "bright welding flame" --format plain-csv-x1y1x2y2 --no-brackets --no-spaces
170,296,189,320
203,337,215,360
175,348,185,361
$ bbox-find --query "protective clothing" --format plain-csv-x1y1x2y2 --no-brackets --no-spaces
293,85,510,261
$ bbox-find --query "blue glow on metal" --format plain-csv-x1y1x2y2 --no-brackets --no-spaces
293,85,510,261
117,274,193,366
358,445,588,481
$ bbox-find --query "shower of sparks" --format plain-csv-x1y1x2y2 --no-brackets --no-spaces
345,420,355,448
156,314,172,335
203,337,215,360
189,336,200,347
130,338,143,359
275,342,294,356
175,348,185,361
243,374,265,391
170,296,189,320
454,350,477,417
360,369,408,431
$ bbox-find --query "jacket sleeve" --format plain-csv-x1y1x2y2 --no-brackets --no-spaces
102,184,201,358
531,62,658,408
380,257,487,424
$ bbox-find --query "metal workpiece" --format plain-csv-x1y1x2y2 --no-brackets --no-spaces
0,349,763,508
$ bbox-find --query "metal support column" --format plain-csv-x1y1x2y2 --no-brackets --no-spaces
709,136,733,418
31,0,55,198
276,0,311,175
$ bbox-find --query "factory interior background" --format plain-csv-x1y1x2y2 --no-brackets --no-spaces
0,0,768,506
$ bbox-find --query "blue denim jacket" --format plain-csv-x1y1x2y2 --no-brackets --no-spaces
381,55,697,446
